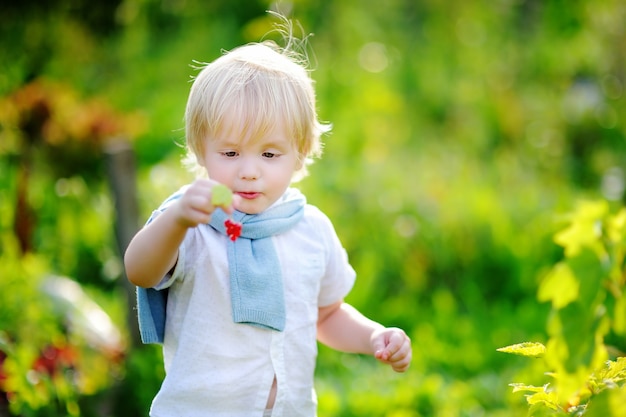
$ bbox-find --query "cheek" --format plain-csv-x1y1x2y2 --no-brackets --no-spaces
203,156,227,179
206,166,231,184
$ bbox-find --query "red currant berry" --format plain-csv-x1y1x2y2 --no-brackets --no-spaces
224,219,242,241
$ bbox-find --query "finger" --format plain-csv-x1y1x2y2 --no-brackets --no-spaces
174,185,219,226
392,357,411,373
373,329,401,358
391,340,412,372
379,335,412,371
185,195,215,218
374,348,389,361
372,335,388,360
383,330,408,356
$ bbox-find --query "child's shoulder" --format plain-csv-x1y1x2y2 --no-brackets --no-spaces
302,203,336,231
303,202,328,220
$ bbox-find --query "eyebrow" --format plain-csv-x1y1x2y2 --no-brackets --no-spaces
260,138,293,150
215,140,240,148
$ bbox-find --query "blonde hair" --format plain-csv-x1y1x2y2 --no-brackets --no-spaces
183,37,330,181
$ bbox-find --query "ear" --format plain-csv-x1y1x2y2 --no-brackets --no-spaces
295,157,304,171
193,148,206,167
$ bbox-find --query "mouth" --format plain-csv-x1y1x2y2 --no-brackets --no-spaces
236,191,261,200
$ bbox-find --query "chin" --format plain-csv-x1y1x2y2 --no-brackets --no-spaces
237,204,265,215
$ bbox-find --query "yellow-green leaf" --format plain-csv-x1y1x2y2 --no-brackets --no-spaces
509,383,548,393
607,208,626,243
497,342,546,358
537,262,579,308
554,200,607,257
596,357,626,383
526,391,560,410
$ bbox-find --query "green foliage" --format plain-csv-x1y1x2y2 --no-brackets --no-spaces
0,245,123,416
0,89,126,416
499,200,626,415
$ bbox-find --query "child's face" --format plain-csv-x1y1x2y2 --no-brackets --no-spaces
202,120,300,215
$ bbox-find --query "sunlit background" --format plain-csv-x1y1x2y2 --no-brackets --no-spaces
1,0,625,416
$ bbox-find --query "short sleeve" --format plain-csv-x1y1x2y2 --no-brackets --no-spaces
312,208,356,307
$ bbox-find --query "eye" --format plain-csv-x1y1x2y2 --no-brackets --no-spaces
222,151,238,157
262,151,278,159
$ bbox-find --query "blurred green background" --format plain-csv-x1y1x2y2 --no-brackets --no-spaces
1,0,625,416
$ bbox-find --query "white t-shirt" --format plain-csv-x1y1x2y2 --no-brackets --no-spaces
149,203,356,417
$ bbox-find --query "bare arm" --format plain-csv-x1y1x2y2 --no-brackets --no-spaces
124,206,189,288
124,179,236,288
317,301,412,372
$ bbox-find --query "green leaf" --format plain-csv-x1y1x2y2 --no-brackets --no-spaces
553,200,608,258
584,385,626,417
607,208,626,244
545,302,609,377
612,294,626,335
537,262,579,309
596,357,626,384
527,402,560,417
497,342,546,358
509,383,549,393
525,391,559,410
565,250,605,309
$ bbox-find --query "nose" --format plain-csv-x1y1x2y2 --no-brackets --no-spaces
238,156,259,180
